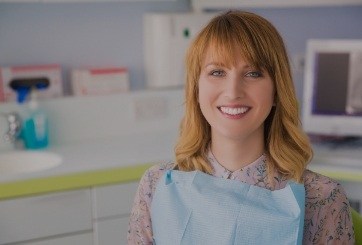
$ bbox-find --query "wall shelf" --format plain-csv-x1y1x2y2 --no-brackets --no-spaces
0,0,176,3
192,0,362,11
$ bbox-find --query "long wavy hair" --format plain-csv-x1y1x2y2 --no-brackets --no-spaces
174,11,312,182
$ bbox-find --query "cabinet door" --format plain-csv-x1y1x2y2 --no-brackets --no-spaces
95,217,129,245
0,189,92,244
92,181,138,219
92,181,139,245
24,232,93,245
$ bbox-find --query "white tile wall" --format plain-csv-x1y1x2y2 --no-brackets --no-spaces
0,89,184,148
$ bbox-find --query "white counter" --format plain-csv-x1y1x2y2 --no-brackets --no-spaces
0,130,178,183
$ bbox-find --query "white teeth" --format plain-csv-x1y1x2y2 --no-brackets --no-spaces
220,106,249,115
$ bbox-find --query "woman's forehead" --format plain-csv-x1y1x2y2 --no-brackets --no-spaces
202,45,253,68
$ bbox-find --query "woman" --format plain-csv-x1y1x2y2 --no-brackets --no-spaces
128,11,354,244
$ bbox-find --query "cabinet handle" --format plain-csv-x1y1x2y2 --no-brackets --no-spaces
29,190,90,204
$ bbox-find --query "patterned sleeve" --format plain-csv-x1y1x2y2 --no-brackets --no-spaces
127,163,173,245
303,171,355,244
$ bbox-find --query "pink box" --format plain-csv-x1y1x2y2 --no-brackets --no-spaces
0,64,63,102
71,67,130,96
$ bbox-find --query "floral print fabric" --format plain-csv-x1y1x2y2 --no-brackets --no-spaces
128,152,355,244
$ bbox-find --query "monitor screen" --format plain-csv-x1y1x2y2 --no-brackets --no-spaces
302,39,362,137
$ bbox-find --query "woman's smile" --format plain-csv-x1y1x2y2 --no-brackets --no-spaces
217,105,251,119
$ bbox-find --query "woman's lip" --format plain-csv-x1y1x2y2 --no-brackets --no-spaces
217,106,251,118
217,105,251,111
217,104,249,108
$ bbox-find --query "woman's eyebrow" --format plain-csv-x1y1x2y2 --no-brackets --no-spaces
204,62,253,70
204,62,225,68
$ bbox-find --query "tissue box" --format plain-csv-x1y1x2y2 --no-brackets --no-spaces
71,67,130,96
0,64,63,102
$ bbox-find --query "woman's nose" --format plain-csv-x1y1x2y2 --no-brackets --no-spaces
224,76,245,100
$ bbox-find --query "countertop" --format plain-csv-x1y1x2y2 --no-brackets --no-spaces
308,142,362,182
0,131,361,200
0,130,178,200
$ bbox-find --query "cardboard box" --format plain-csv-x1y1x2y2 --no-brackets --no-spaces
0,64,63,102
71,67,130,96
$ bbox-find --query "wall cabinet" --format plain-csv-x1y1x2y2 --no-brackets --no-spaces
191,0,362,11
0,0,175,2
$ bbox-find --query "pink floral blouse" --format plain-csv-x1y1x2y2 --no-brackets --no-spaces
128,152,355,244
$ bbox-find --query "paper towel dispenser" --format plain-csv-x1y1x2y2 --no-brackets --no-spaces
143,12,215,88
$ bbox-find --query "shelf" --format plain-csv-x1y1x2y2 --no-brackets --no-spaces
192,0,362,11
0,0,176,3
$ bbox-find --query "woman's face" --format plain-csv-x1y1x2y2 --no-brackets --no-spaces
198,49,275,144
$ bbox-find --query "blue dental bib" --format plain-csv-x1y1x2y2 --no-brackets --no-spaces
151,170,305,245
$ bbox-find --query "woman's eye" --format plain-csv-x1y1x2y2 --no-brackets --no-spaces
210,70,225,77
245,71,263,78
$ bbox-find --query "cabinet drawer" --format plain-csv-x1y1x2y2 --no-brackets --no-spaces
0,189,92,244
24,232,93,245
92,182,138,218
95,217,129,245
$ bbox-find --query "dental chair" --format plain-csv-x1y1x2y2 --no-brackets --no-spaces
352,208,362,245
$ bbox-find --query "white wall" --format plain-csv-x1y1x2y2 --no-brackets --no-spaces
1,4,362,96
0,1,190,92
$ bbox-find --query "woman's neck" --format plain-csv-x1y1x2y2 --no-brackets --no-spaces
210,134,265,172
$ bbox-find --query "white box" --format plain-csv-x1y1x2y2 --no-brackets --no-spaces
0,64,63,102
71,67,130,96
144,12,215,88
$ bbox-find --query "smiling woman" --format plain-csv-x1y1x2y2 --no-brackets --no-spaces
176,10,307,182
128,11,355,245
198,52,275,170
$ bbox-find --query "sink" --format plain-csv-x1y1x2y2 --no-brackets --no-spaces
0,151,62,175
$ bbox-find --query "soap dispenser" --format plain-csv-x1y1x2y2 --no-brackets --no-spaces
10,78,50,149
21,87,49,149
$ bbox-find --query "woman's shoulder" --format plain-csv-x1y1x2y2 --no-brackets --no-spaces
302,168,350,217
302,170,354,243
302,169,345,200
143,161,175,180
138,162,176,197
302,168,342,187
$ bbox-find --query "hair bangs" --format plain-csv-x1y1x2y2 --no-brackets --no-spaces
203,17,266,71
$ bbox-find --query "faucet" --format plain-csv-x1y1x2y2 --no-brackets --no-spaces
1,112,22,143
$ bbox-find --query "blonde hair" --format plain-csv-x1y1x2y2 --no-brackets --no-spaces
175,11,312,182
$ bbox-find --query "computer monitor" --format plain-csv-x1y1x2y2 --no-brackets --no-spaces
302,39,362,137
